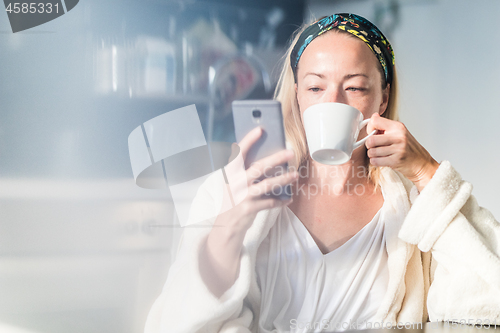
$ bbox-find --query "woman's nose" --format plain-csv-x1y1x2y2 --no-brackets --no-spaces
323,87,346,104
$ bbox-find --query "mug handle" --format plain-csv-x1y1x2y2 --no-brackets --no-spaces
353,119,377,150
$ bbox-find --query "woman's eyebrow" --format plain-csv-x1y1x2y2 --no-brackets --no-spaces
302,73,369,80
303,72,325,79
344,73,369,79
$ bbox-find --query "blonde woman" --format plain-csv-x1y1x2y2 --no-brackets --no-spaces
146,14,500,333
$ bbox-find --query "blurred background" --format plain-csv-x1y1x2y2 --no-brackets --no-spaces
0,0,499,332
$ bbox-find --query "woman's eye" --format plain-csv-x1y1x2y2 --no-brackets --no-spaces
347,87,365,92
309,87,321,92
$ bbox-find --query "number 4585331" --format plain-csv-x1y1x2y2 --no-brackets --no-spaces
6,2,59,14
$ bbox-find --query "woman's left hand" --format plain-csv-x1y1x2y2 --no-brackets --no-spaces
365,113,440,192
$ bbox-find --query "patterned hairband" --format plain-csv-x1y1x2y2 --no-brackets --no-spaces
290,13,395,85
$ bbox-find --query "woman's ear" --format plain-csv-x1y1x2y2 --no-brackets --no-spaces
379,83,390,116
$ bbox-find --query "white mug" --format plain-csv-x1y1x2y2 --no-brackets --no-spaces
303,102,376,165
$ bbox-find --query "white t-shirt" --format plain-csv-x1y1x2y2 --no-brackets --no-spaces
255,200,389,333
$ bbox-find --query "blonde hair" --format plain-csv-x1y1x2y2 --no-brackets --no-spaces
274,24,399,189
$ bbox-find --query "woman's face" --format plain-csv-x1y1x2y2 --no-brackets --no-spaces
295,31,390,121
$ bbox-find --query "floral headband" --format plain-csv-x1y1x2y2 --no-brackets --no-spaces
290,13,395,85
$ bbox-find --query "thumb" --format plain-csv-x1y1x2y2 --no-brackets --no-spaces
366,113,381,134
228,142,240,163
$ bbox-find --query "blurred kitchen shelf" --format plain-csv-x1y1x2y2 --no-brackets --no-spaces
134,93,210,104
0,178,171,201
94,93,210,106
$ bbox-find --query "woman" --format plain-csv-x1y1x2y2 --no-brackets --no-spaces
145,14,500,333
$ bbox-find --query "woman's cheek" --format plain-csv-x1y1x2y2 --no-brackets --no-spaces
297,91,312,112
303,90,324,107
349,96,378,118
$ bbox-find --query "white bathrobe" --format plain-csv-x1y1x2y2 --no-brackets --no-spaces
144,161,500,333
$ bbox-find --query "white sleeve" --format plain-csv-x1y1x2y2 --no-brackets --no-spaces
144,176,256,333
398,161,500,322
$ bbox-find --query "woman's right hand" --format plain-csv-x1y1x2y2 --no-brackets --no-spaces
221,126,298,235
200,126,297,297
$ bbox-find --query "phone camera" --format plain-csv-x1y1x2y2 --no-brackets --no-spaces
252,110,262,118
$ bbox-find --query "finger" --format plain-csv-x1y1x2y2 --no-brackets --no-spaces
366,113,380,134
367,113,406,134
247,149,295,183
369,154,398,167
365,132,401,149
367,145,394,159
249,171,298,197
250,171,298,198
251,196,293,212
238,127,263,161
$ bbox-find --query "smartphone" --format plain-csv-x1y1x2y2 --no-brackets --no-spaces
232,99,291,200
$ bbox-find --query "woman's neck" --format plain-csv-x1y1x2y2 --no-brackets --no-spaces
294,147,373,197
